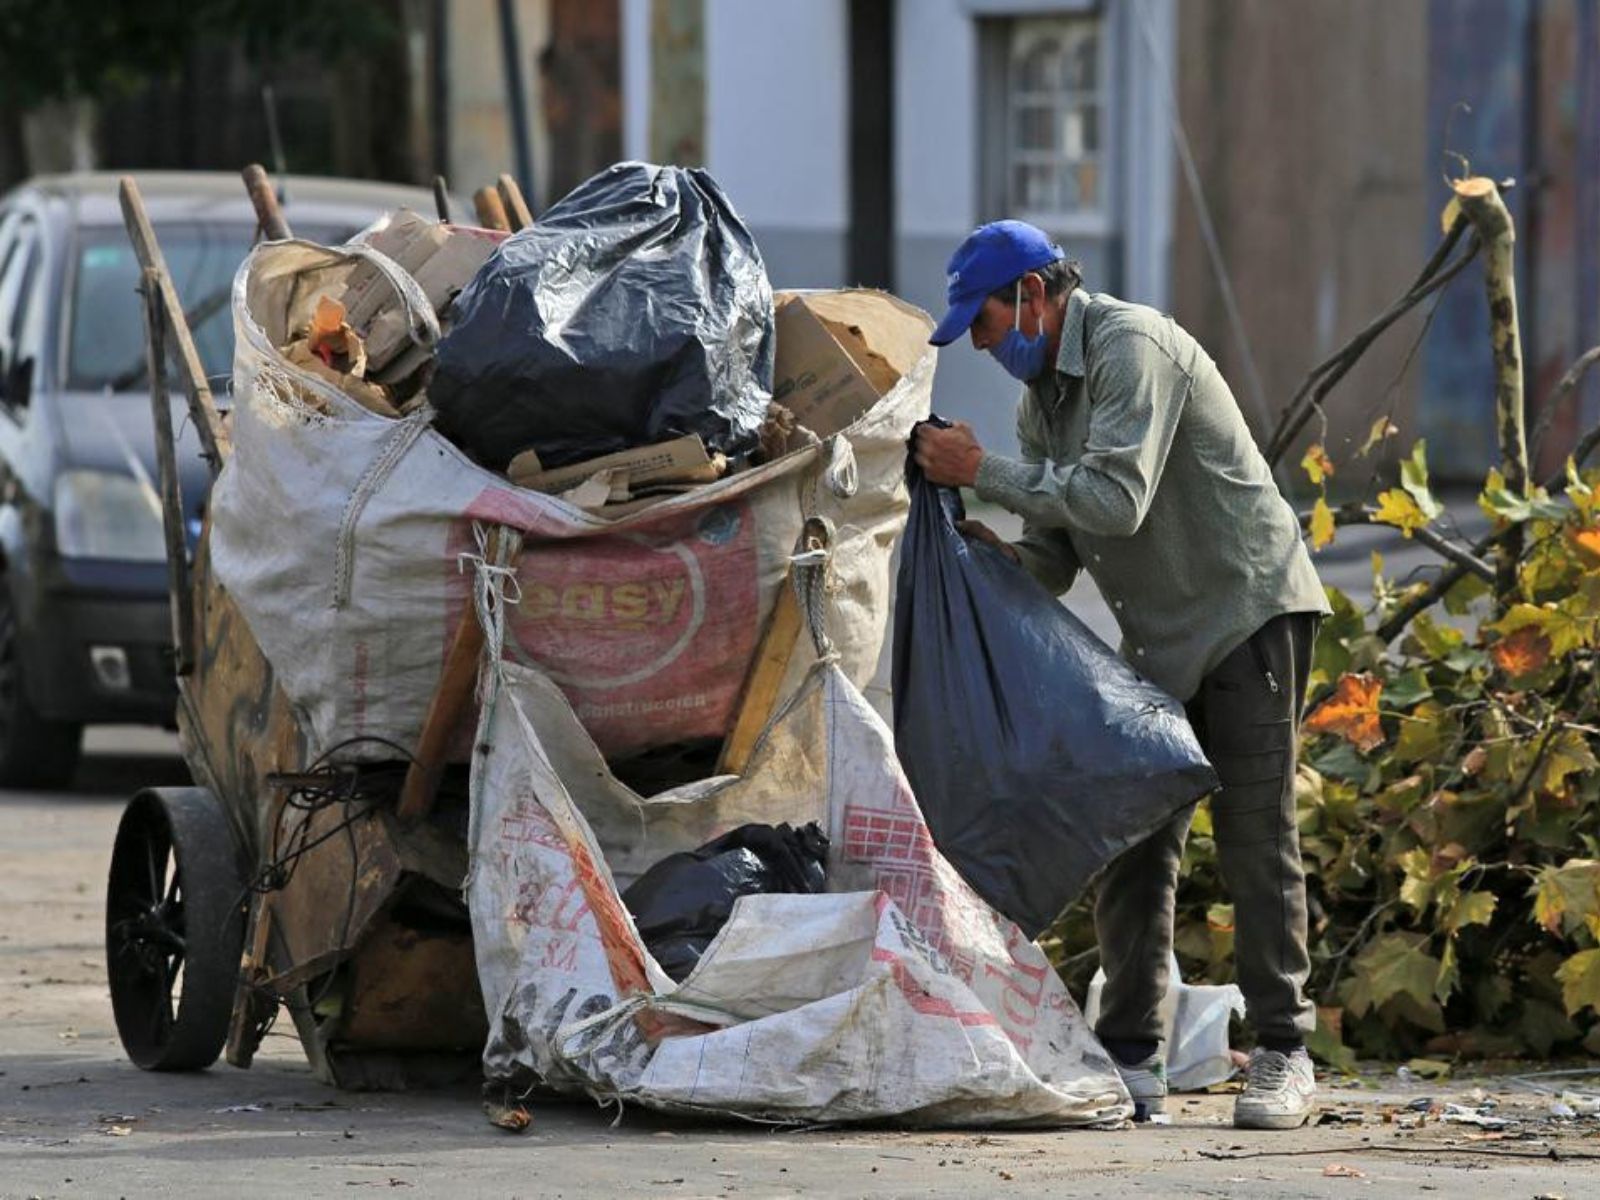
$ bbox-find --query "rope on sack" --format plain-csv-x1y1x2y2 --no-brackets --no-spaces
790,515,838,663
458,521,523,890
344,241,442,351
457,521,523,692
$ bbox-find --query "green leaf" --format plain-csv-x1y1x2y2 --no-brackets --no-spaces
1358,416,1400,458
1399,440,1445,520
1392,702,1451,765
1405,613,1464,660
1532,860,1600,935
1384,668,1435,710
1305,1007,1356,1073
1443,572,1492,616
1343,932,1442,1018
1443,889,1496,933
1555,949,1600,1018
1478,466,1570,523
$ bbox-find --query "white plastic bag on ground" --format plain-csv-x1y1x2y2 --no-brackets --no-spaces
212,240,928,762
467,547,1130,1127
1084,955,1245,1092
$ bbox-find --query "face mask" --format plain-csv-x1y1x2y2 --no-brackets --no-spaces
988,280,1050,382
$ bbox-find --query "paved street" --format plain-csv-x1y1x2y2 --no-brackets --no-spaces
3,722,1596,1198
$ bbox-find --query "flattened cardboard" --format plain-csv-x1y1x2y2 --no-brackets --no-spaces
507,434,716,494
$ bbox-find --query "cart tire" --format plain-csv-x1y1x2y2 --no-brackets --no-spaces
0,585,81,790
106,788,245,1071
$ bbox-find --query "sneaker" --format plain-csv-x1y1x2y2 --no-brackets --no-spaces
1233,1047,1317,1130
1112,1052,1168,1122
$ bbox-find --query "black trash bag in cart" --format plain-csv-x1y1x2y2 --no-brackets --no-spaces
429,161,776,469
891,430,1218,938
621,822,829,983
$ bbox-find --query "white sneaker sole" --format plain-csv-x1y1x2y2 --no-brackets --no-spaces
1233,1104,1316,1131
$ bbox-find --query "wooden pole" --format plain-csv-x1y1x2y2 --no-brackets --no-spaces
118,178,229,473
473,186,511,232
241,163,293,240
1453,176,1525,608
139,269,195,675
496,172,534,230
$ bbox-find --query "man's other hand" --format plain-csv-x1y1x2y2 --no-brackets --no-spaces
913,421,985,488
955,519,1020,565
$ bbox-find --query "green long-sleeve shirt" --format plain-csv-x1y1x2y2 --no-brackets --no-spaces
973,288,1329,702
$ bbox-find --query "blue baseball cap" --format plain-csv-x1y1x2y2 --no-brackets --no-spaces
928,220,1066,346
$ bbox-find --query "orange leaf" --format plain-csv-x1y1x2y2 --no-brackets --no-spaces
1304,673,1384,751
1490,625,1553,678
1570,526,1600,566
1302,443,1336,486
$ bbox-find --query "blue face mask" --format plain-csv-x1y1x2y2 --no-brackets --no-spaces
988,281,1049,382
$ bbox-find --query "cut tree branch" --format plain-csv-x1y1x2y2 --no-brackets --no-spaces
1266,218,1477,465
1373,400,1600,644
1298,506,1495,580
1452,176,1526,608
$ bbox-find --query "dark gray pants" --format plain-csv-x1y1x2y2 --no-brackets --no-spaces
1094,612,1319,1051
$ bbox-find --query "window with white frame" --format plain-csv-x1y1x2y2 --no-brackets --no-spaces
1003,16,1106,224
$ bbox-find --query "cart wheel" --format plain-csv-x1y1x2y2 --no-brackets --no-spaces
106,788,245,1071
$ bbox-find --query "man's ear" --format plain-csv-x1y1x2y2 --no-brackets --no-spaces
1021,271,1047,311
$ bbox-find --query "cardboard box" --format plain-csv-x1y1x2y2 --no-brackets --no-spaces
770,290,933,439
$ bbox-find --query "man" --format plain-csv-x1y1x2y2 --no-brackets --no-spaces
912,220,1330,1130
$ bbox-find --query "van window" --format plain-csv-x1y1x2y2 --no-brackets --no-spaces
66,221,346,392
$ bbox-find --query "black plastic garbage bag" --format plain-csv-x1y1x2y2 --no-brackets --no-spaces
622,822,829,983
892,435,1217,938
429,161,776,470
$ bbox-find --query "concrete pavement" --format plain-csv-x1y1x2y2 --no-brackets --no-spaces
2,729,1596,1198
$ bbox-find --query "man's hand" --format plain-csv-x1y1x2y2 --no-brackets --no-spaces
913,421,985,488
956,518,1020,565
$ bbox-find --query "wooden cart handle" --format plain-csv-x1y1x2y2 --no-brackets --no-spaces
241,163,293,241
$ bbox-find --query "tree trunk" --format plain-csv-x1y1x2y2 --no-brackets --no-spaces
1452,176,1525,610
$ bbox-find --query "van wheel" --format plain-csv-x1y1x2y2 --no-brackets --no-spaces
0,587,82,789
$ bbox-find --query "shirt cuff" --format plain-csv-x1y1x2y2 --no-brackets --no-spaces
974,452,1035,507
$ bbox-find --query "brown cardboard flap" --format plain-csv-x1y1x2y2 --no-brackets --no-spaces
771,289,934,440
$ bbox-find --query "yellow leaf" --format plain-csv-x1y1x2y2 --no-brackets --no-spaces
1556,949,1600,1018
1373,488,1430,537
1490,602,1594,657
1531,860,1600,935
1302,443,1335,486
1310,497,1336,551
1304,672,1385,751
1359,416,1400,457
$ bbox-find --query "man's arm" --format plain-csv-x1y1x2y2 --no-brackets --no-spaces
1010,406,1082,594
973,324,1192,538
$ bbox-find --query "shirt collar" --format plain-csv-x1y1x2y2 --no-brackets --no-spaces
1056,287,1090,379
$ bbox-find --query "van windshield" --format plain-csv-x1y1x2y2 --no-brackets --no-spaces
67,223,349,391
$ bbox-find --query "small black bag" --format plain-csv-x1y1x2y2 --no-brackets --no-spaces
622,822,829,982
891,430,1217,937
